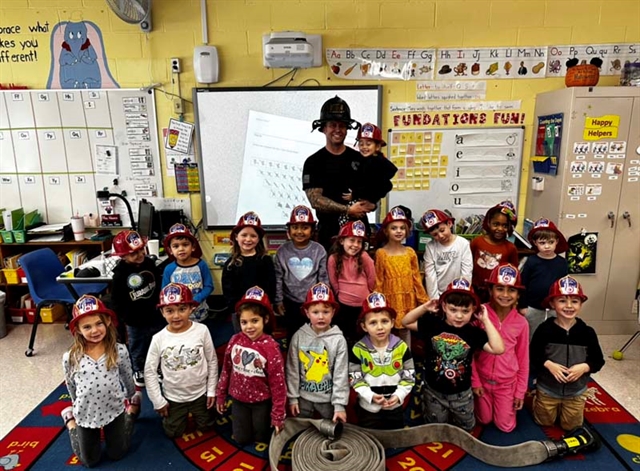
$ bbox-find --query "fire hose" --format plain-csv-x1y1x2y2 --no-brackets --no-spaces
269,418,599,470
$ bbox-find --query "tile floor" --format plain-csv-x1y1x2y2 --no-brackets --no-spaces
1,323,638,440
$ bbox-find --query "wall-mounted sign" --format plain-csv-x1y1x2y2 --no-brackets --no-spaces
326,48,435,80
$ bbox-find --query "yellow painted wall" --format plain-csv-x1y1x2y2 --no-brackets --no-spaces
2,0,638,286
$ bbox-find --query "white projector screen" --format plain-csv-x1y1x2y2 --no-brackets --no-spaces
193,86,382,229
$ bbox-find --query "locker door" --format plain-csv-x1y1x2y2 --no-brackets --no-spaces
602,97,640,329
557,96,633,323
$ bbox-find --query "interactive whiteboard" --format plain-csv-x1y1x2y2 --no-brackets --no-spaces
193,86,382,229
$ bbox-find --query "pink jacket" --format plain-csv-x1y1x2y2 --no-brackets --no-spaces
327,252,376,307
471,304,529,400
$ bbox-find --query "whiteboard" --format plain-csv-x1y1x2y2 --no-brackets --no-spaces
193,86,382,229
0,89,163,226
387,127,524,223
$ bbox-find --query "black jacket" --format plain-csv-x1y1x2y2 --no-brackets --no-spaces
111,257,163,327
530,317,604,397
351,153,398,204
221,254,276,312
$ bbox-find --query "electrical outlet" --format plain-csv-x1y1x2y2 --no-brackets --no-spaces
170,57,181,74
173,98,183,114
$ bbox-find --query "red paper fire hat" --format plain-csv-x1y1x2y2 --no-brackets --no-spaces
235,285,274,316
69,295,118,335
381,206,413,231
420,209,454,233
163,223,202,259
358,291,397,323
231,211,265,238
157,283,199,308
301,282,339,312
338,220,368,239
439,277,480,309
483,201,518,236
357,123,386,146
527,218,569,254
287,205,316,226
543,276,588,308
111,230,147,257
484,263,525,290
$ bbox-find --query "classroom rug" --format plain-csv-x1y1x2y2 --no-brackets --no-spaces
2,321,639,471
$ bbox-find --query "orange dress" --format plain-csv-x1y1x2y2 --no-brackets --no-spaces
374,247,429,328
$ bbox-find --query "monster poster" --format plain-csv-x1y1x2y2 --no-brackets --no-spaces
567,231,598,275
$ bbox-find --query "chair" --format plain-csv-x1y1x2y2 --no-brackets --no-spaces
20,248,108,357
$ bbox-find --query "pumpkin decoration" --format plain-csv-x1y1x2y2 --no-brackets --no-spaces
565,58,602,87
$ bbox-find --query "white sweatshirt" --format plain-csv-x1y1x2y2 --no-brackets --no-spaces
145,322,218,410
423,235,473,299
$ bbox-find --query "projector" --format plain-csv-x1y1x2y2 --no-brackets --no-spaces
262,32,322,69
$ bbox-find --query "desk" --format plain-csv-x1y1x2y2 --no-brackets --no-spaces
1,238,113,308
56,254,168,285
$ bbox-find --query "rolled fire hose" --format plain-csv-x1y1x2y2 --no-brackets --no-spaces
269,418,594,470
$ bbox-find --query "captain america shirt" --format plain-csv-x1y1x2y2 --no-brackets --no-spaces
417,315,487,395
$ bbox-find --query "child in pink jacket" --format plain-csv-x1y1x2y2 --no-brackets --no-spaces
471,263,529,432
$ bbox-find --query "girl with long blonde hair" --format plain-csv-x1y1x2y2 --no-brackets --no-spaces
61,295,139,467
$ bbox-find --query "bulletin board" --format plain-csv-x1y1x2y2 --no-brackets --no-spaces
0,89,163,226
193,86,382,229
387,127,524,222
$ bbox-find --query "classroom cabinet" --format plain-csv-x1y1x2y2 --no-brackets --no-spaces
525,87,640,334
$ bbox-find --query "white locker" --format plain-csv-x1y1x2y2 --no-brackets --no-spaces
525,87,640,334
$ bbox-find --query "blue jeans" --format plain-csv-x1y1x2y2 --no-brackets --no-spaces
126,325,163,373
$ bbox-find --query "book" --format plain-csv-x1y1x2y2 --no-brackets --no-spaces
508,230,532,250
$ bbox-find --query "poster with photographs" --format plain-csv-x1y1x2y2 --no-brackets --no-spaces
588,161,604,174
534,113,563,175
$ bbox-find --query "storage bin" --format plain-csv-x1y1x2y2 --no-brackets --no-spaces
0,231,14,243
3,254,22,269
12,230,26,244
25,308,36,324
8,307,35,323
1,268,20,284
41,304,65,323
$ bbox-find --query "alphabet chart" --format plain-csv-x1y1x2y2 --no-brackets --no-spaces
387,127,524,221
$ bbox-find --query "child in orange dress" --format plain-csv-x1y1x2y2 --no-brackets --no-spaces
374,206,429,347
470,201,519,302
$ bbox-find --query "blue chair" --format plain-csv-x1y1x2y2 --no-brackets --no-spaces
20,248,108,357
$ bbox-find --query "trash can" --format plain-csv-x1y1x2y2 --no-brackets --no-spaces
0,291,6,339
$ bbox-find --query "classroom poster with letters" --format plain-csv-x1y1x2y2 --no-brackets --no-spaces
387,127,524,222
435,47,547,79
547,43,639,76
326,48,436,80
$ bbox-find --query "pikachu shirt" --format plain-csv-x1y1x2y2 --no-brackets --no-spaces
286,324,350,412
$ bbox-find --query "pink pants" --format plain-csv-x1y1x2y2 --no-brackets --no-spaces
474,380,517,432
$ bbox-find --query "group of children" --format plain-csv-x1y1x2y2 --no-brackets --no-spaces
61,188,605,466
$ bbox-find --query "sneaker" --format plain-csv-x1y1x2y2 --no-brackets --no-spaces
126,391,142,418
134,371,145,388
61,406,74,425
